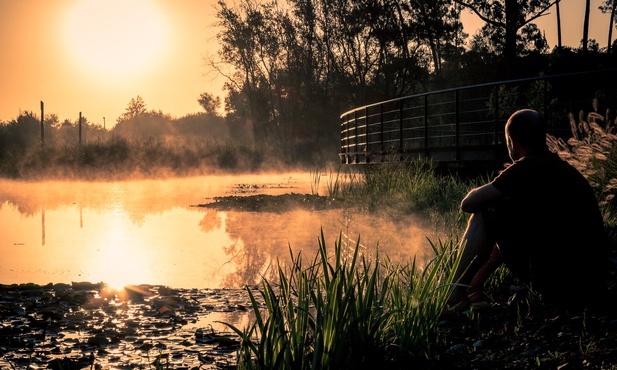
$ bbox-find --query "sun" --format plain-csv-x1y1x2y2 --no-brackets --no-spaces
62,0,169,77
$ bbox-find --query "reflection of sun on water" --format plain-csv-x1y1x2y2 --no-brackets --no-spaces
91,206,153,290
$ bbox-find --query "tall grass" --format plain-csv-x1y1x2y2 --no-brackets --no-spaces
315,159,477,234
547,108,617,251
223,230,462,369
310,167,321,195
384,238,462,359
361,159,476,215
310,165,361,198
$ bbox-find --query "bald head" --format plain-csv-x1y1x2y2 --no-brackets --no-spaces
505,109,548,153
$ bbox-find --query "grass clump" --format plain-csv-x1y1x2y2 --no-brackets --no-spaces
361,159,473,215
310,164,360,198
223,230,462,369
547,108,617,252
315,159,477,233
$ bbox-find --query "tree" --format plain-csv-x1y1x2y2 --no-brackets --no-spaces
5,111,40,151
113,96,177,139
215,0,283,142
117,95,147,123
583,0,591,52
404,0,465,73
454,0,554,76
197,92,222,116
555,0,562,49
600,0,617,52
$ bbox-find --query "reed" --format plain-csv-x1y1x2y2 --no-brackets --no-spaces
310,166,321,195
315,159,473,220
221,157,538,368
333,159,475,235
325,165,342,198
547,108,617,250
384,237,462,357
222,229,463,368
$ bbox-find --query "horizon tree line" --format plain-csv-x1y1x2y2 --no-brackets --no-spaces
2,0,617,163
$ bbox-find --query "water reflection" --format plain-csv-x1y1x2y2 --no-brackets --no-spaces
0,174,443,289
220,208,440,288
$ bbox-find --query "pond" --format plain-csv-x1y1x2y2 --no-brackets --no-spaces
0,173,441,290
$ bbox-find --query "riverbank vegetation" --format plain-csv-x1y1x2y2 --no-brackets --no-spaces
0,108,331,179
0,134,306,180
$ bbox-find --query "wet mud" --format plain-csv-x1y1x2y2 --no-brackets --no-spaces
0,282,257,369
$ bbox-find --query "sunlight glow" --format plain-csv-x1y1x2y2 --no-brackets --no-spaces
91,206,154,290
62,0,169,77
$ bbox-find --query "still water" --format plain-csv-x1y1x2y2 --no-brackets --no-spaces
0,173,440,289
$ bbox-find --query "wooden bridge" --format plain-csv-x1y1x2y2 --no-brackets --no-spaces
339,69,617,172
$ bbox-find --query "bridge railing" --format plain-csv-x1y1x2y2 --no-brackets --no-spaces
339,69,617,166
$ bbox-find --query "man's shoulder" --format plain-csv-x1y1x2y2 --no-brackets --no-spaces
492,152,589,192
511,152,580,176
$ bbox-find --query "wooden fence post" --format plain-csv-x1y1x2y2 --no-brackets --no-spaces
79,112,82,146
40,101,44,148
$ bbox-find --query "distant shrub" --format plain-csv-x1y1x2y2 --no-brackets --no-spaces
215,143,239,169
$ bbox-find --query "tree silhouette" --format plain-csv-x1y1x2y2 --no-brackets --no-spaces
583,0,591,52
555,0,562,49
454,0,555,76
601,0,617,52
197,92,221,116
117,95,147,123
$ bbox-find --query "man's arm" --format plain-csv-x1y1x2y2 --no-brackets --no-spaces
460,183,503,214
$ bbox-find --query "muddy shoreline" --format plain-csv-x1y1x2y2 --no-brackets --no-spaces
0,282,257,369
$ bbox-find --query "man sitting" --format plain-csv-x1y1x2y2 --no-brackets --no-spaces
446,109,609,314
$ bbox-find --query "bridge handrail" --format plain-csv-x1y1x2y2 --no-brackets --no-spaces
339,69,617,167
340,69,616,119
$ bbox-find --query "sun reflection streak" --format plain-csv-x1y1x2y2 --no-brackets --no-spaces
89,205,154,290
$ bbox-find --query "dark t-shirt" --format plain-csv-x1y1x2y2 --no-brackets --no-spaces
489,150,608,305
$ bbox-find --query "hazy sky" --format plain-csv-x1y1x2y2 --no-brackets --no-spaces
0,0,612,127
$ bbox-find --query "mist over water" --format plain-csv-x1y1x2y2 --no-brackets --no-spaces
0,173,442,289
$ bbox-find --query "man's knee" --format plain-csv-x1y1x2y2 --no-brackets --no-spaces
462,212,493,241
461,212,496,258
